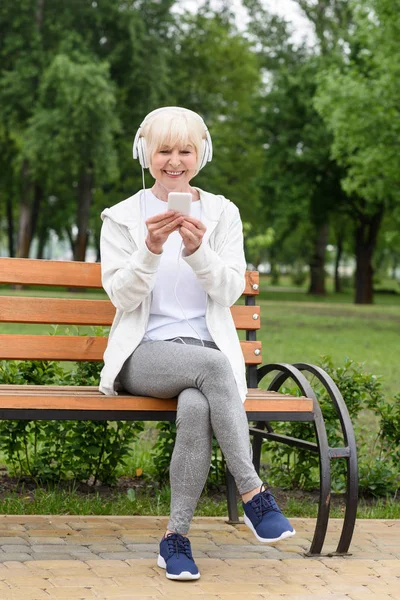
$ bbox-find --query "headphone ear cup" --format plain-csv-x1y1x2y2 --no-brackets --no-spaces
137,137,149,169
198,139,208,170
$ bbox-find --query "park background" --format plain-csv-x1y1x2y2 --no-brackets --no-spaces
0,0,399,517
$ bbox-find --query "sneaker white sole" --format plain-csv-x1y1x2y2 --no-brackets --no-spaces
157,554,200,580
244,514,296,543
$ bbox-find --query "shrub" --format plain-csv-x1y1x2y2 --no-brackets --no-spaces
260,357,399,497
0,359,143,485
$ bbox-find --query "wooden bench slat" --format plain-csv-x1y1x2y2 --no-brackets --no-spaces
0,386,313,412
0,298,260,329
0,335,263,364
0,296,114,325
0,384,311,403
0,258,259,295
0,258,102,288
1,385,291,395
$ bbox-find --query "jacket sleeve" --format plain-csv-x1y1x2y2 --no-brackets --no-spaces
182,204,246,307
100,216,161,312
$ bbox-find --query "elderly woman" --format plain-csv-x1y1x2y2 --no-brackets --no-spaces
99,107,294,581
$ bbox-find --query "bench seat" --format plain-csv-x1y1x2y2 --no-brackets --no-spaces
0,385,314,417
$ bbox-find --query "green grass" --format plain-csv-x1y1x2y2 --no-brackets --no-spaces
253,299,400,398
1,486,398,519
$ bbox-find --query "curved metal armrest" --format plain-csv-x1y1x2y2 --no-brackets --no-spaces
253,361,357,555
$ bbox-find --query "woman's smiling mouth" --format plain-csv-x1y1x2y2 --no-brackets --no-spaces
164,170,184,177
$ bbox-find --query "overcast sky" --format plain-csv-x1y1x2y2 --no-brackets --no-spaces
175,0,315,45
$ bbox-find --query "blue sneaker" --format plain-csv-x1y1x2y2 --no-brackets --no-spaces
157,533,200,580
243,484,296,543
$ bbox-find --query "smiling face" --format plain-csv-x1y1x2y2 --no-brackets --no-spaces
142,108,205,177
151,143,198,190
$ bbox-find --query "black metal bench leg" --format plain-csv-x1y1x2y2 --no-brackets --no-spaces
225,466,240,523
259,362,333,555
307,403,332,556
335,453,358,554
294,363,358,555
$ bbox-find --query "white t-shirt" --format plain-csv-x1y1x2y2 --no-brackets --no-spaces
141,190,213,342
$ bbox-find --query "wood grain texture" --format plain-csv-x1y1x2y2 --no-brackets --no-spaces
0,335,262,364
0,258,101,288
0,258,259,295
0,296,114,325
0,385,313,412
0,297,260,328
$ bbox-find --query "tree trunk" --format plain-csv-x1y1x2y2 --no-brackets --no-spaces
308,222,329,295
391,256,398,280
35,0,45,31
64,225,74,258
354,206,384,304
16,159,33,258
74,165,94,261
30,184,42,244
16,164,43,258
334,236,343,293
6,194,14,257
36,224,47,259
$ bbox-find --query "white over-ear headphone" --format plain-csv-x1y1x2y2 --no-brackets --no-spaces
132,106,213,170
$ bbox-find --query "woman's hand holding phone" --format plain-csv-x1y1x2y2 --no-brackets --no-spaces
145,210,184,254
179,216,207,256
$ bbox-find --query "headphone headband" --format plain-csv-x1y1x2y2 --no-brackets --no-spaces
132,106,213,169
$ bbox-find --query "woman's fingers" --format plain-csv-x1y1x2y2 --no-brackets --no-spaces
180,219,206,236
181,215,206,230
146,213,183,232
146,210,176,223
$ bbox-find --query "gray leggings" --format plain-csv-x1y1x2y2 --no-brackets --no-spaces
119,337,262,534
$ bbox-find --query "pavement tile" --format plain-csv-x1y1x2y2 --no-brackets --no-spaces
32,553,83,561
0,553,33,562
1,545,32,554
31,544,82,553
0,537,29,545
27,560,89,569
43,590,98,598
48,576,117,587
347,595,392,600
0,516,397,599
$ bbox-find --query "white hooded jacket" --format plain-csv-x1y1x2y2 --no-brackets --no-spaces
99,187,248,402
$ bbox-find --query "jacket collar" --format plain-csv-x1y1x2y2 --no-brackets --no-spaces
101,188,229,246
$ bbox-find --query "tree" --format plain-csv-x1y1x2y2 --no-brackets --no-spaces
314,0,400,303
0,0,177,259
166,8,263,224
244,0,350,294
0,0,48,257
24,45,120,261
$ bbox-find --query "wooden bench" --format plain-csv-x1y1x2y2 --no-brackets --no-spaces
0,257,358,556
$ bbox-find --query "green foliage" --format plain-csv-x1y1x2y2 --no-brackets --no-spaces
315,0,400,207
290,263,308,287
260,356,399,497
151,422,227,488
25,50,120,184
243,222,274,268
151,422,177,484
0,359,143,485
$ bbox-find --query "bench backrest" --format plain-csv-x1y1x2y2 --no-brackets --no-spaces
0,259,262,378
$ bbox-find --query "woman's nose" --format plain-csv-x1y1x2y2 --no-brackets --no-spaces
168,151,181,167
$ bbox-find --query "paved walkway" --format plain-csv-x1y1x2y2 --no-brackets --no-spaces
0,516,398,599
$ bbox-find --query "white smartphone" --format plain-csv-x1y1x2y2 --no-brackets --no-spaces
167,192,192,216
